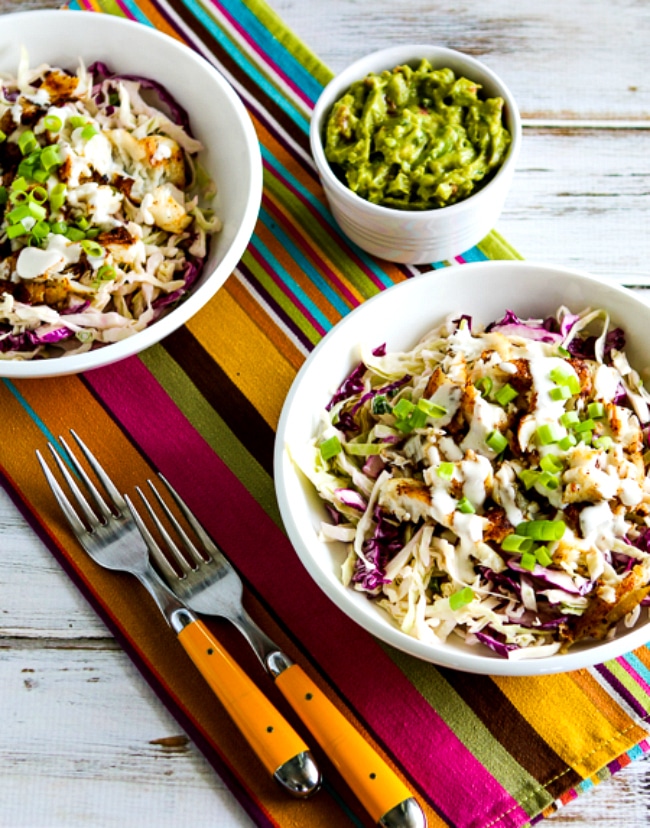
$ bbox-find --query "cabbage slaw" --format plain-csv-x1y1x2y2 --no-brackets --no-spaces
0,53,219,359
295,306,650,659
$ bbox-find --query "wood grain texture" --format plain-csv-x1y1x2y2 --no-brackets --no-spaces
1,0,650,826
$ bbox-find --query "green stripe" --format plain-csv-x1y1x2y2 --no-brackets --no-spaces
137,345,282,527
479,229,523,261
385,645,555,817
245,0,334,88
605,659,650,708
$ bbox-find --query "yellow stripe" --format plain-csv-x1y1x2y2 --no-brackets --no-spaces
186,285,297,429
495,673,645,777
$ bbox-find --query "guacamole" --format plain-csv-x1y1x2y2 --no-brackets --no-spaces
324,59,511,210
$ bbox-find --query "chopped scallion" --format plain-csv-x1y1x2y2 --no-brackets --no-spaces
594,435,613,451
475,376,493,397
18,129,38,155
40,144,63,170
540,454,564,474
501,534,533,553
535,546,553,567
456,497,475,514
372,395,392,415
392,398,414,419
549,385,571,401
537,422,564,445
43,115,62,133
494,383,518,406
574,418,596,433
486,429,508,453
587,402,605,419
80,239,103,258
449,587,475,611
520,552,537,571
417,398,447,418
319,435,342,461
437,462,454,480
518,469,539,490
558,434,577,451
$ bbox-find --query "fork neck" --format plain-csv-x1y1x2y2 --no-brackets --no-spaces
137,567,195,631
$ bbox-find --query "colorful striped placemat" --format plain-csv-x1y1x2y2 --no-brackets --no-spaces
3,1,650,826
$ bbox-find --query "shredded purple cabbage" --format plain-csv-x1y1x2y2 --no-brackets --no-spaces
352,508,401,592
487,310,563,344
88,61,193,134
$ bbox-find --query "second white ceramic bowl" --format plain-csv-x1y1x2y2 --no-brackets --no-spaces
310,45,521,265
275,261,650,676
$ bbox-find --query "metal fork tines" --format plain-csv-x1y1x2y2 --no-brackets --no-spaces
131,476,426,828
36,431,320,798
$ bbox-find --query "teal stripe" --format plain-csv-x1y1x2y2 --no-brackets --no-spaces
2,379,70,466
207,0,324,104
258,207,350,317
180,0,310,132
261,146,397,290
249,227,333,333
460,245,489,263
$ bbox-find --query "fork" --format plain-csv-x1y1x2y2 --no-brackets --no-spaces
128,474,426,828
36,431,321,799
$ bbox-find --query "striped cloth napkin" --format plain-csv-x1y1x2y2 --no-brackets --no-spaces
3,1,650,826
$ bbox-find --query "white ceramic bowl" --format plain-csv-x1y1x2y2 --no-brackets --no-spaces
0,10,262,378
310,45,521,265
275,261,650,675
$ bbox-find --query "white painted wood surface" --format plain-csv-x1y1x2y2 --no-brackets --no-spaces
2,0,650,825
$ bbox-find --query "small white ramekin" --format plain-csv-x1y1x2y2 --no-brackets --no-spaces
310,45,521,265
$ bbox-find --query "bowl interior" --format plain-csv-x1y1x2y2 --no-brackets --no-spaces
275,261,650,675
0,11,262,377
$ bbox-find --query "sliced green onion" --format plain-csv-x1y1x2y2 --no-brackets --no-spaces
494,383,518,406
7,201,46,223
587,402,605,419
0,186,7,206
501,534,534,553
31,220,50,241
40,143,63,170
80,239,103,258
557,345,570,357
0,129,6,143
29,185,48,204
17,160,34,179
50,220,68,234
535,546,553,567
49,183,67,212
392,398,415,419
76,216,90,231
32,168,50,184
417,398,447,418
549,385,571,401
456,497,475,514
486,429,508,454
449,587,475,611
345,442,383,456
10,176,29,193
81,124,98,142
520,552,537,571
43,114,62,133
594,435,613,451
577,430,593,445
574,418,596,433
518,469,539,490
475,376,493,397
91,264,117,288
65,227,85,242
18,129,38,155
558,434,577,451
437,462,454,480
319,435,342,461
537,470,560,490
6,222,28,239
559,411,580,428
69,115,88,129
540,454,564,474
550,366,581,395
537,422,564,445
372,395,392,415
516,519,566,542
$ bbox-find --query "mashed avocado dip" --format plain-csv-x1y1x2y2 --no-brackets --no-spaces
324,59,511,210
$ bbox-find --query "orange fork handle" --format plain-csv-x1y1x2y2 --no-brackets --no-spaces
177,619,309,776
275,663,413,823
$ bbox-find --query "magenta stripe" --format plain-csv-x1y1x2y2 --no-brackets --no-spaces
617,656,650,697
113,0,138,20
247,238,328,338
83,357,524,825
208,0,315,109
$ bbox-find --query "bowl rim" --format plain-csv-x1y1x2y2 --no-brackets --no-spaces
0,9,263,378
274,259,650,676
309,44,522,220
